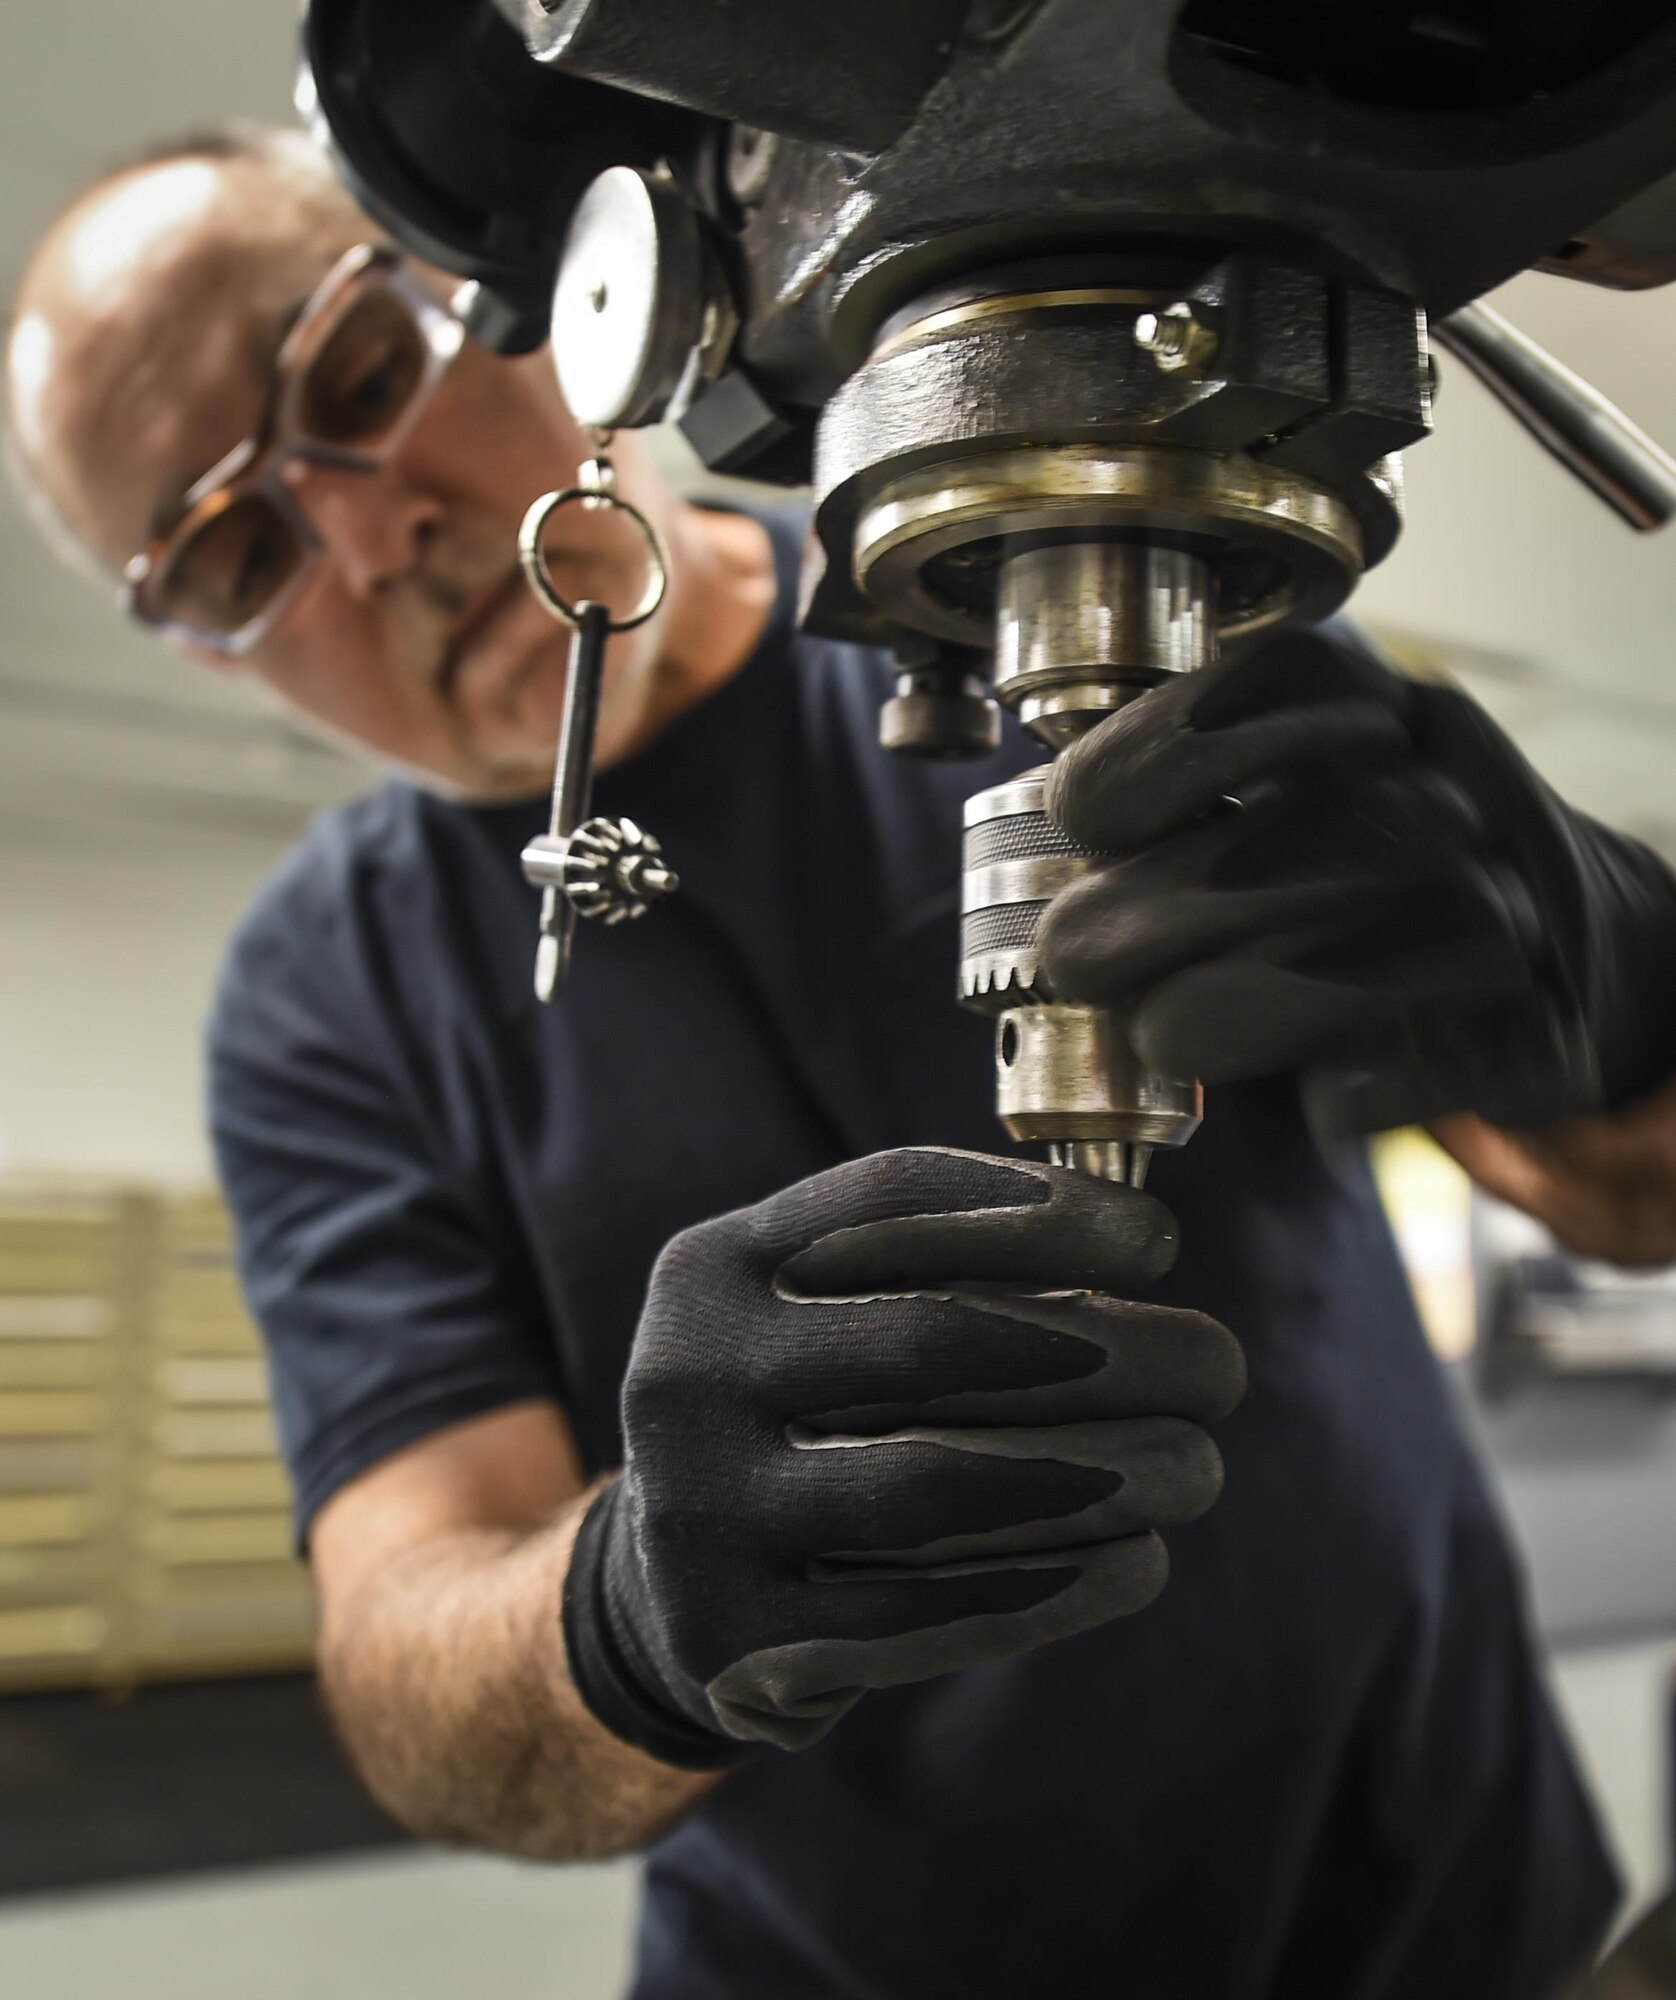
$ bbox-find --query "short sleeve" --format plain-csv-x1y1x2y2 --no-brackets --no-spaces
206,821,561,1544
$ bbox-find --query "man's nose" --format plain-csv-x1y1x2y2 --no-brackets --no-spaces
282,458,444,599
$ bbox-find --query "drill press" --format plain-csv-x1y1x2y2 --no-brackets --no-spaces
815,254,1404,1186
300,0,1676,1183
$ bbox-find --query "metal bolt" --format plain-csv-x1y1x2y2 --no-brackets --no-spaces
1134,302,1217,374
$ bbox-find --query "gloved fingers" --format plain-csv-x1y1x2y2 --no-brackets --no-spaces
1408,677,1561,816
1125,957,1392,1085
805,1291,1245,1432
1282,859,1541,988
1194,769,1485,890
704,1536,1171,1749
1121,886,1543,1083
1304,994,1603,1139
776,1153,1179,1298
655,1144,1176,1353
1038,858,1408,1007
677,1285,1229,1428
1040,833,1520,1014
1046,634,1416,852
1100,767,1486,906
785,1415,1224,1567
725,1146,1055,1270
1303,1060,1479,1143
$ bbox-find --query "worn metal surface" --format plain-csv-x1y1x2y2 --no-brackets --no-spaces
307,0,1676,395
994,543,1213,745
720,0,1676,406
301,0,704,337
520,0,971,150
836,441,1370,655
804,265,1413,643
877,651,1001,761
301,0,1676,1177
992,1004,1203,1154
550,166,735,429
960,771,1087,1009
959,769,1202,1181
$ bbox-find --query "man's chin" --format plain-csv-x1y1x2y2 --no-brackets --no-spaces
437,635,660,800
448,667,567,794
423,702,561,802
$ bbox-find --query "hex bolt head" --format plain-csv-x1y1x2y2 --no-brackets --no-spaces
1134,302,1218,374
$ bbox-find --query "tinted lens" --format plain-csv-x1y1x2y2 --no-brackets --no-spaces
297,286,429,449
151,493,306,639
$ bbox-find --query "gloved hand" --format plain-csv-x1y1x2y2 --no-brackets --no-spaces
1037,628,1676,1139
563,1148,1243,1763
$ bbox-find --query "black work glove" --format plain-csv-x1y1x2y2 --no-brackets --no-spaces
1037,628,1676,1139
564,1148,1243,1763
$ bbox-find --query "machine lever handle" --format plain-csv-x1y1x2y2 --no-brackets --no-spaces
1435,301,1676,533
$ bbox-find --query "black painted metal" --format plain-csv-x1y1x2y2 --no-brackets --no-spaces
302,0,1676,475
301,0,707,342
1175,1,1675,118
521,0,972,151
1538,169,1676,291
722,0,1676,411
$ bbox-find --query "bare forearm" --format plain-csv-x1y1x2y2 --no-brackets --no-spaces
317,1485,719,1861
1432,1070,1676,1269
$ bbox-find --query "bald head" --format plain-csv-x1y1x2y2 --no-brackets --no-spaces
0,120,740,803
6,127,372,574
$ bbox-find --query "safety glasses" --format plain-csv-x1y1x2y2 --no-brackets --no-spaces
120,244,465,655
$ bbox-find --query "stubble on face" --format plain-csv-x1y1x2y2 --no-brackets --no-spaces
256,418,673,800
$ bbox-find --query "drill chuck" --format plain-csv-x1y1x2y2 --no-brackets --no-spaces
960,770,1202,1186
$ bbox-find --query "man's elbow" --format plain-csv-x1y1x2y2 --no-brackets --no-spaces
314,1628,666,1865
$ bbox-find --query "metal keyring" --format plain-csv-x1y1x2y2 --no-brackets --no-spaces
517,486,670,632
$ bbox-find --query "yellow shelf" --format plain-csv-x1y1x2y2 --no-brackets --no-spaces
0,1342,105,1391
160,1357,271,1407
0,1181,314,1692
0,1603,106,1673
0,1391,104,1439
0,1440,99,1493
154,1408,281,1460
0,1492,96,1546
0,1248,113,1292
147,1513,297,1567
0,1297,108,1341
0,1543,102,1604
149,1460,293,1513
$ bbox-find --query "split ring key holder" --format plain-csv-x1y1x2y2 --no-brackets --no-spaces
517,447,675,1003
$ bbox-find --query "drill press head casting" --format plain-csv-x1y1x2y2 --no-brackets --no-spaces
301,0,1676,1179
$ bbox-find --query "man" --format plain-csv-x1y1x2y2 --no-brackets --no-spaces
10,122,1676,1995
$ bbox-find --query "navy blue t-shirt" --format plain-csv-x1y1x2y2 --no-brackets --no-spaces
209,511,1618,1998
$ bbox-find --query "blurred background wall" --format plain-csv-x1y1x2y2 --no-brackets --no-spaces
0,5,364,1187
2,4,1676,1997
